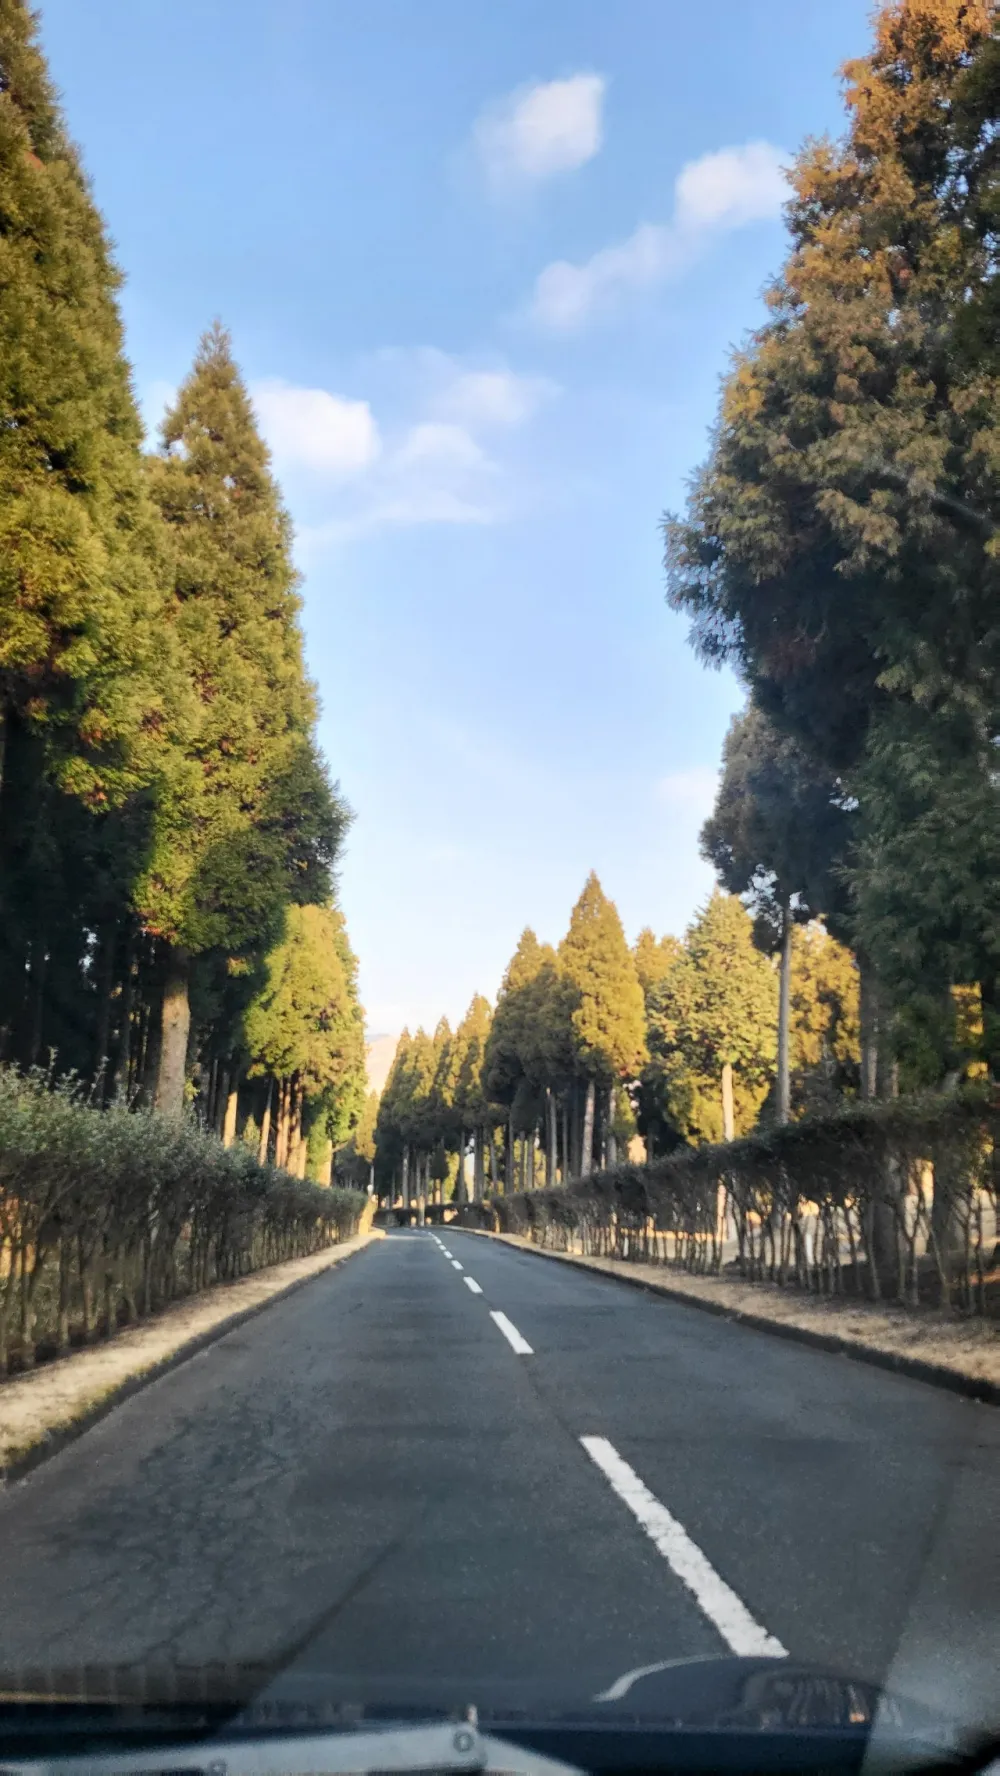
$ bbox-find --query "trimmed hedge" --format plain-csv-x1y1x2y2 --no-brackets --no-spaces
459,1090,1000,1318
0,1069,370,1373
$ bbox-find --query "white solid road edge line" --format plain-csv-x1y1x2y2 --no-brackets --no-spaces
490,1309,534,1356
579,1436,787,1660
464,1277,483,1295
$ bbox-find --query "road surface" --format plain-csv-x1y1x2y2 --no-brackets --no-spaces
0,1229,997,1727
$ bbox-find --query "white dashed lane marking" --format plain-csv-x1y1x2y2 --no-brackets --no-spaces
579,1436,787,1659
463,1277,483,1295
489,1310,533,1356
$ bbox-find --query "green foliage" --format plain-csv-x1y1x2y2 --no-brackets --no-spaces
244,904,365,1130
788,922,860,1114
0,0,169,804
0,1065,369,1373
468,1085,1000,1317
139,324,345,960
666,0,1000,1079
702,702,851,946
559,873,647,1084
450,995,490,1126
648,893,778,1144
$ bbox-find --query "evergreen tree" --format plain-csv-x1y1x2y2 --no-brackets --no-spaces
0,2,174,1065
141,324,344,1112
633,930,687,1159
399,1027,437,1211
558,873,646,1175
243,904,364,1177
374,1029,412,1200
788,922,860,1115
666,0,999,1085
650,893,777,1145
452,994,492,1200
0,0,167,795
701,702,850,1121
667,0,998,764
340,1089,378,1190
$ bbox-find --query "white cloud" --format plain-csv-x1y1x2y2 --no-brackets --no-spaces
528,139,788,331
531,223,674,331
674,140,788,232
240,349,551,549
252,378,380,476
434,368,550,430
396,421,489,469
475,73,605,190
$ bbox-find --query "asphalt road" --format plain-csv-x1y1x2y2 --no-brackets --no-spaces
0,1229,997,1728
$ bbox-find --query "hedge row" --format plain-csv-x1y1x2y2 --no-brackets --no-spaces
0,1069,370,1373
459,1090,1000,1317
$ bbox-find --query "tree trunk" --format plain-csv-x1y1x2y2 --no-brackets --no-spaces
527,1133,536,1191
317,1137,333,1185
981,974,1000,1081
721,1061,735,1144
455,1129,467,1205
275,1077,291,1169
215,1065,230,1137
859,959,878,1101
606,1082,617,1170
777,904,792,1126
289,1077,304,1175
487,1129,499,1189
402,1144,410,1209
561,1102,569,1184
92,920,116,1094
26,936,46,1067
222,1079,239,1148
473,1127,484,1201
581,1077,596,1177
258,1078,273,1166
112,926,135,1100
154,945,191,1118
546,1090,557,1187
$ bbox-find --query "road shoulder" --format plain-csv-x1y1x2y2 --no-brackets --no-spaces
458,1228,1000,1406
0,1232,384,1482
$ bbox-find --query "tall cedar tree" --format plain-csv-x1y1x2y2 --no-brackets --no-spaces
142,325,343,1112
374,1029,412,1197
787,923,861,1116
244,905,365,1177
650,893,778,1144
558,874,646,1176
633,930,687,1157
701,702,850,1121
452,994,493,1199
666,0,999,1064
0,2,172,1060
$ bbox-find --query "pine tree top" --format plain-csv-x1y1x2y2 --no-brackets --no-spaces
560,873,647,1080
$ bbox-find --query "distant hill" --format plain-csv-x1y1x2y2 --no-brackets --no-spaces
365,1032,398,1098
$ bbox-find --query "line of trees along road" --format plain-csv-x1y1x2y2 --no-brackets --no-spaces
375,0,1000,1213
373,873,861,1210
668,0,1000,1102
0,4,366,1171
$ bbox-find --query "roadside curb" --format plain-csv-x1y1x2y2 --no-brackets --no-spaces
0,1233,382,1487
460,1228,1000,1409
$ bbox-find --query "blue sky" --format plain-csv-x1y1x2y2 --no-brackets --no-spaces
40,0,872,1037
